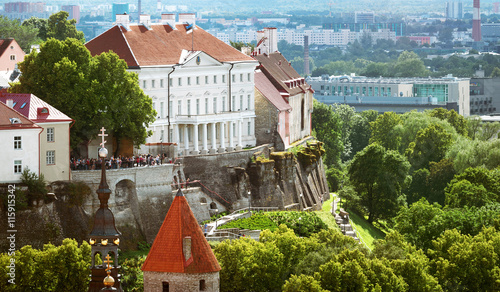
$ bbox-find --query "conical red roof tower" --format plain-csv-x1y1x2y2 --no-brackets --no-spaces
142,189,220,291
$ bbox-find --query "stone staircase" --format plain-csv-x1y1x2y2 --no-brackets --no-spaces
332,198,359,242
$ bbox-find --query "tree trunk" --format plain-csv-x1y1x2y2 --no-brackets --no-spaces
114,134,121,157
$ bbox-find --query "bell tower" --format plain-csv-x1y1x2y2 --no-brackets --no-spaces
88,127,123,292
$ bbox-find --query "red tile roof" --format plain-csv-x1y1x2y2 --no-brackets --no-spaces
86,24,254,67
0,101,40,130
0,93,73,124
0,39,15,58
255,70,292,112
253,52,310,96
142,189,221,273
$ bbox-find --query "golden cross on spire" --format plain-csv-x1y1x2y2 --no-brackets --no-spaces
98,127,108,148
104,254,113,272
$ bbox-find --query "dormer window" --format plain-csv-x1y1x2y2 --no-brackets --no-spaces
38,107,49,115
10,118,21,124
20,102,27,109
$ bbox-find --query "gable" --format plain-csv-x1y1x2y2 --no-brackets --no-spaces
179,50,223,68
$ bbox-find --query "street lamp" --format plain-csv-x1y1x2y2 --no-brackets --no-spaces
298,217,302,237
160,138,163,164
248,190,251,214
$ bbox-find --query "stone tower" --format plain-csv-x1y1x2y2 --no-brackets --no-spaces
88,128,123,292
142,189,221,292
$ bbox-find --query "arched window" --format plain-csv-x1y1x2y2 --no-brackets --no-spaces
162,281,169,292
210,202,217,209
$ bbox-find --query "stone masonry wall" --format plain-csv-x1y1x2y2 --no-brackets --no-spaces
143,271,219,292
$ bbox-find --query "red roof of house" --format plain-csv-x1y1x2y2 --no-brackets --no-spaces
253,52,310,96
142,189,221,273
86,24,254,67
255,70,292,112
0,39,16,58
0,101,41,130
0,93,73,124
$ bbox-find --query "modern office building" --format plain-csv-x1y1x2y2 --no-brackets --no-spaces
309,74,470,116
446,2,463,19
470,76,500,115
354,11,375,24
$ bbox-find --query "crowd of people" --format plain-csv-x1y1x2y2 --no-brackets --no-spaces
70,154,173,170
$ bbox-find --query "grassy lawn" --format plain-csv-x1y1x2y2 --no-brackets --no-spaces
315,194,340,231
346,209,386,250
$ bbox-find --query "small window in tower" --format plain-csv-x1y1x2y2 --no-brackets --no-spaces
10,55,15,61
200,279,206,291
162,282,169,292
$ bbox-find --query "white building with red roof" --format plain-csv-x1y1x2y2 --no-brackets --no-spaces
0,39,25,89
86,13,258,156
0,93,74,182
0,101,41,183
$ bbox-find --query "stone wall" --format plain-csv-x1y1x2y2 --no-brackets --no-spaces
143,271,219,292
184,140,329,212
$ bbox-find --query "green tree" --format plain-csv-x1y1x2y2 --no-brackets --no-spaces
0,16,40,52
311,99,343,166
349,110,378,158
46,11,85,42
393,51,429,77
282,274,326,292
446,137,500,172
348,144,411,223
490,67,500,77
444,167,500,208
9,38,156,155
406,124,453,170
370,111,403,151
427,108,468,137
427,159,456,205
22,17,48,41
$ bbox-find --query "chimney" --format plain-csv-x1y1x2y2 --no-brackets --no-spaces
473,0,481,42
161,13,176,28
179,13,195,26
304,35,310,75
116,13,130,29
140,14,151,27
265,27,278,53
6,99,13,108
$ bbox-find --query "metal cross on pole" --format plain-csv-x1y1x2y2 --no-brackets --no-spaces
104,254,113,272
98,127,108,148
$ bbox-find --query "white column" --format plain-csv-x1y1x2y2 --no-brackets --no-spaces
184,125,189,152
211,123,217,151
174,124,180,144
202,123,208,154
237,120,243,150
220,122,226,149
193,124,199,154
228,121,234,150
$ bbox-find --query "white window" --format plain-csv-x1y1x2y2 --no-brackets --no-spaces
47,128,54,142
213,97,217,113
222,96,226,112
247,73,251,81
188,77,191,85
169,101,173,117
143,80,147,88
248,121,251,135
178,100,182,115
205,98,209,114
205,76,208,84
14,136,21,149
10,55,15,61
232,74,235,82
14,160,22,174
247,94,251,110
160,102,164,118
222,75,226,83
232,96,235,111
187,100,191,116
152,80,155,88
239,95,243,111
169,78,173,87
178,78,182,86
46,150,55,165
240,74,243,82
196,99,200,115
196,76,200,85
160,79,164,88
214,75,217,84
